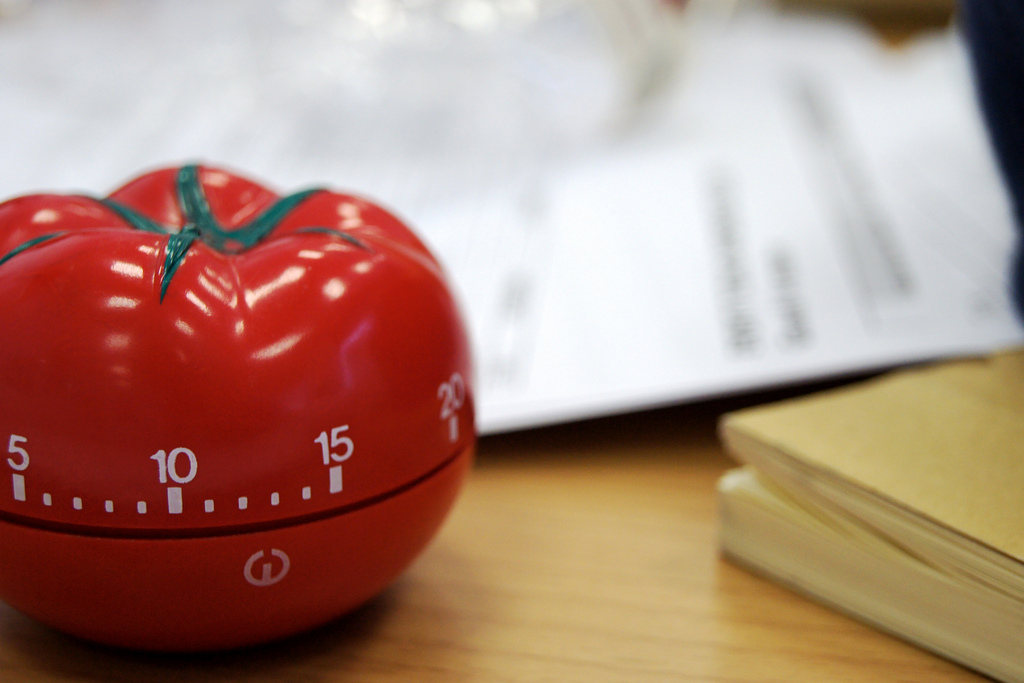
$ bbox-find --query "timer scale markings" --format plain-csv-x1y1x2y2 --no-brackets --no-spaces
9,466,345,515
6,386,460,516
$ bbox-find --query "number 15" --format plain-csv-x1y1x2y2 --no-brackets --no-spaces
315,426,354,465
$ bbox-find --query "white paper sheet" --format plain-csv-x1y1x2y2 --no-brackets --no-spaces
472,10,1024,431
0,2,1021,433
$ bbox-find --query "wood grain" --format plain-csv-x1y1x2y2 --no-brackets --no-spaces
0,399,985,682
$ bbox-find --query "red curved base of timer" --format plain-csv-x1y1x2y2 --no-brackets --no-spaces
0,447,473,652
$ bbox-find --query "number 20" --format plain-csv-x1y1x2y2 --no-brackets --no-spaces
438,373,465,420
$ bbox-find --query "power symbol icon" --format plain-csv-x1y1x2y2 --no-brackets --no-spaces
244,549,290,587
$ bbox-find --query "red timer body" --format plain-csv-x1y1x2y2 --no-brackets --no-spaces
0,165,474,651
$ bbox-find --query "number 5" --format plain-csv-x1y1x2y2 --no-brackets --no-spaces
7,435,28,471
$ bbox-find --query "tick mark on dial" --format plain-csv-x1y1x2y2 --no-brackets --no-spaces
167,487,183,514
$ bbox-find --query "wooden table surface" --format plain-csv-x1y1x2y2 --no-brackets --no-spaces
0,395,986,682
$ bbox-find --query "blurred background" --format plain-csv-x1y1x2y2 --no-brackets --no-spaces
3,0,1020,434
0,0,954,198
0,0,694,197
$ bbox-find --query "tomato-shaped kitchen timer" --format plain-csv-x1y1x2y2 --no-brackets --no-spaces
0,164,474,651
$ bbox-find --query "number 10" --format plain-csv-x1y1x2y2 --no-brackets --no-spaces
150,447,198,484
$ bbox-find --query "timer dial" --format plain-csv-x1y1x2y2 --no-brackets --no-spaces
0,165,474,650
